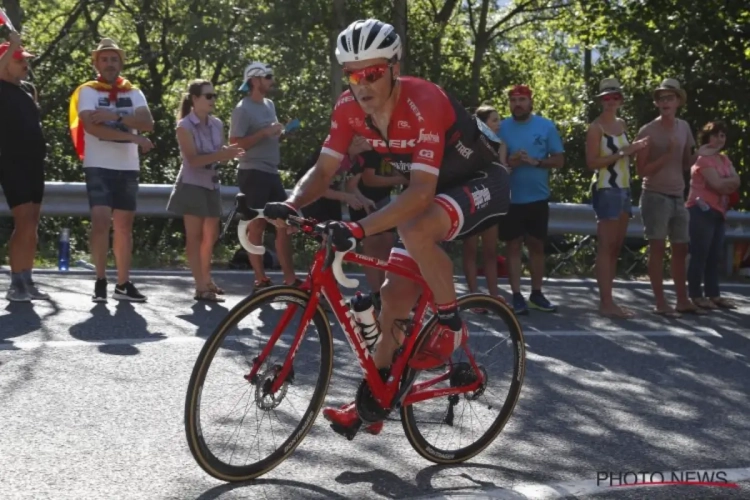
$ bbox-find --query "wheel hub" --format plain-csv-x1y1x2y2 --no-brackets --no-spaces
254,364,289,410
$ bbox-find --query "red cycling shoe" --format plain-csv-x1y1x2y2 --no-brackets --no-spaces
408,320,468,370
322,402,384,435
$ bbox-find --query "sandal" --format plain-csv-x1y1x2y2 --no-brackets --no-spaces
710,297,737,309
653,308,681,318
195,290,225,302
208,282,225,295
254,277,273,290
676,303,708,315
285,278,304,287
692,298,717,310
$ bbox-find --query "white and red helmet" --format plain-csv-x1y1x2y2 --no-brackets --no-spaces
335,19,402,64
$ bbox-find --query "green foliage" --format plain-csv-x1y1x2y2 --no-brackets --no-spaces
2,0,747,270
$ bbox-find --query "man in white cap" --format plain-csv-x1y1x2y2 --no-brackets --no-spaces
635,78,712,316
229,62,299,289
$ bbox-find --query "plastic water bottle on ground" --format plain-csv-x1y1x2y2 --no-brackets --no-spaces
58,228,70,271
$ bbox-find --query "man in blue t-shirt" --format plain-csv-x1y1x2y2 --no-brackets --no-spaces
498,85,565,314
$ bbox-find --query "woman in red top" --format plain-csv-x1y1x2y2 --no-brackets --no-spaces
685,120,740,310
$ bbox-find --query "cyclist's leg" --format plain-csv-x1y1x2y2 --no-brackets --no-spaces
372,240,422,369
402,163,510,369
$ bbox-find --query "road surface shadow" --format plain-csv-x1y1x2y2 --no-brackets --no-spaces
195,478,349,500
68,301,166,355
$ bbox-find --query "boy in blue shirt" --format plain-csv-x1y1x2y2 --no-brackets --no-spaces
498,85,565,314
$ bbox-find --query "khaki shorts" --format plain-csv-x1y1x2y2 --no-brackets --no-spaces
639,190,690,243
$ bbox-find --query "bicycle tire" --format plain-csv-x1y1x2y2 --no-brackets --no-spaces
184,286,333,482
400,293,525,464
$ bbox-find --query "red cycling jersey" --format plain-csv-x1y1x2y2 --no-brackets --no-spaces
321,77,498,189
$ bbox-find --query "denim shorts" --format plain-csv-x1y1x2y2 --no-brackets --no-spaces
592,187,632,220
84,167,139,211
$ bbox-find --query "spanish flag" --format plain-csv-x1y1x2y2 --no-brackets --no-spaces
69,76,133,160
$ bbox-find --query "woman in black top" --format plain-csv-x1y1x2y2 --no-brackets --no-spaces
347,136,409,304
462,105,506,312
0,32,49,302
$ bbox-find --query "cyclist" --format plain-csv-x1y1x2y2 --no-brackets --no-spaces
264,19,510,436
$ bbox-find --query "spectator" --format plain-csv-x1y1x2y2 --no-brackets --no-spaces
685,120,740,310
70,38,154,302
635,78,710,316
498,85,565,315
463,105,506,312
167,79,244,302
229,61,299,290
296,137,373,224
0,33,49,302
585,78,648,318
347,135,405,305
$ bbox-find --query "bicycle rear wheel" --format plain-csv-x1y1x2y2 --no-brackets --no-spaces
400,294,525,464
184,286,333,482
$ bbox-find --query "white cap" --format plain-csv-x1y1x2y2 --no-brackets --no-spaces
239,62,273,91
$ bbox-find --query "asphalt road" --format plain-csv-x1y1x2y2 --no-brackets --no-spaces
1,270,749,500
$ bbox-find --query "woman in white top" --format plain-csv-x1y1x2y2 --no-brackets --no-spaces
585,78,648,318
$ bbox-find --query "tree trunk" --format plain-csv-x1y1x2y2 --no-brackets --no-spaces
330,0,347,106
392,0,407,74
468,37,487,108
2,0,22,31
429,0,459,84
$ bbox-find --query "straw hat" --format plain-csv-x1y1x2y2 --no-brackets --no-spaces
595,78,623,98
653,78,687,103
91,38,125,64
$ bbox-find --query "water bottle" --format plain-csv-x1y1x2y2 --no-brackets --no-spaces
58,228,70,271
350,292,381,352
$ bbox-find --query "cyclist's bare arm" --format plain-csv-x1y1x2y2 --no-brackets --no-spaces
288,153,342,209
357,169,437,236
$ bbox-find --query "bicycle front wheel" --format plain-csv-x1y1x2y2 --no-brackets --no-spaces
184,286,333,482
400,293,526,464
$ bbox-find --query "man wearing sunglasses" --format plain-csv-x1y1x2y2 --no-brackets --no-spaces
230,61,300,290
264,19,510,437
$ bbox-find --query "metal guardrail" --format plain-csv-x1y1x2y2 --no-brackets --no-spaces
2,181,748,239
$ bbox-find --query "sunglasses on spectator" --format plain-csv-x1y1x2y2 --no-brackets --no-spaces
344,64,390,85
202,93,217,100
601,93,622,101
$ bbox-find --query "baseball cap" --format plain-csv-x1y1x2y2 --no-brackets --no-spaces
0,42,33,60
508,84,532,98
238,61,273,91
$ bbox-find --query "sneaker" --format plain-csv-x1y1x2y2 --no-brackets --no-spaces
409,321,468,371
93,279,108,303
512,293,529,315
528,292,557,312
25,281,50,300
6,283,31,303
113,281,146,302
322,402,384,435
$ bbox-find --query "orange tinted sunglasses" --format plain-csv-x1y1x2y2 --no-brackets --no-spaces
343,64,390,85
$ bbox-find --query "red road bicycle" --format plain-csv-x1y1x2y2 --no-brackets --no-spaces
185,194,526,482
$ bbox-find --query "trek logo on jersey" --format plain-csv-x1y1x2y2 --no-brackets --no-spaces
336,95,355,108
397,120,410,129
455,140,474,159
417,149,434,160
366,138,417,149
418,129,440,144
407,98,425,122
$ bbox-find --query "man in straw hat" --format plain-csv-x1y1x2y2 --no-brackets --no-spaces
69,37,154,303
0,29,51,302
634,78,713,317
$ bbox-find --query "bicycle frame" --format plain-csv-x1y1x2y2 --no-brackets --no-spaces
244,228,485,414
